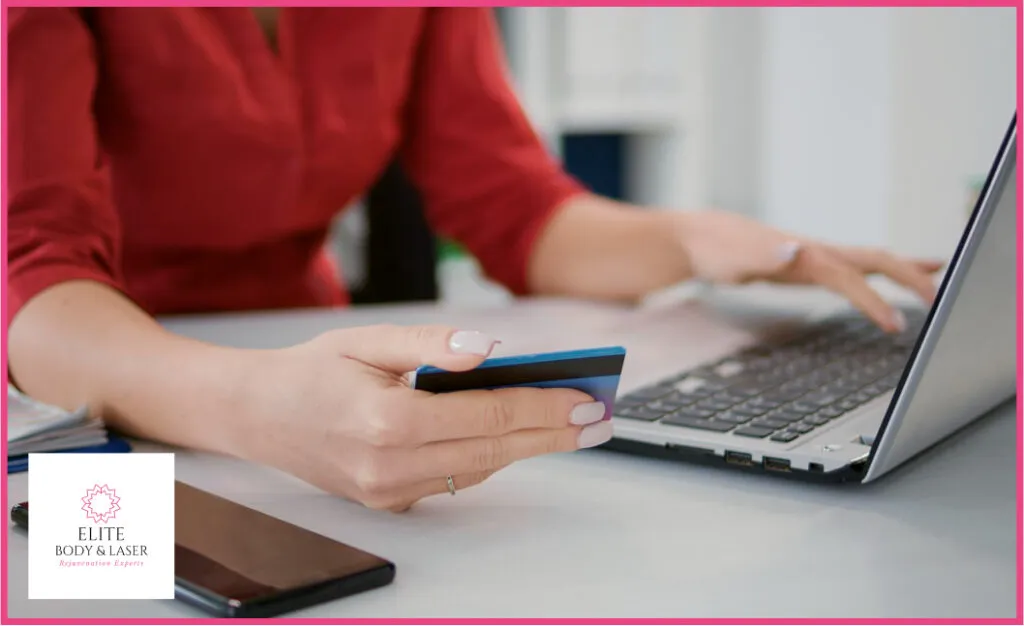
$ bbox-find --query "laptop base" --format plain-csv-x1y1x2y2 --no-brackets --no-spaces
598,437,870,484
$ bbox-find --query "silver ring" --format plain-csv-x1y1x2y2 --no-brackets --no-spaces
446,475,456,496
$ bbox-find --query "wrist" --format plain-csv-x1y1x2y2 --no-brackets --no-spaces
529,195,694,300
97,330,260,458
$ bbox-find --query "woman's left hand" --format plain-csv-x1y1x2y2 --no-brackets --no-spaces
671,209,945,333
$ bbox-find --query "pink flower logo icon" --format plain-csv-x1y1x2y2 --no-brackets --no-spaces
81,485,120,524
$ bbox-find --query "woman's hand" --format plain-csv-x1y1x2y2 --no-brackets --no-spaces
234,325,612,512
672,210,944,333
527,195,943,330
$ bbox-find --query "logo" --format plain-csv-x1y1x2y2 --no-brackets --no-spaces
28,453,175,599
81,485,121,524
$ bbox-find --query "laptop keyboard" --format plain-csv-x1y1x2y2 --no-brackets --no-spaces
613,311,926,443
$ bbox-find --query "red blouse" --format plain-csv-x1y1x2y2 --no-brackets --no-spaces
6,7,584,328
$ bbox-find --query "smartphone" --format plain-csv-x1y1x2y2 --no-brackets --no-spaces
11,482,395,617
410,346,627,420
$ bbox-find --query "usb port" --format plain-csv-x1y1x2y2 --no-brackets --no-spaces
725,451,753,466
763,456,791,472
666,443,715,457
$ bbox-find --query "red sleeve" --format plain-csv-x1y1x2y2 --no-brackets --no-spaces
399,8,587,296
6,8,126,332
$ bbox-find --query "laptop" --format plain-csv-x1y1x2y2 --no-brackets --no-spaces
604,113,1018,483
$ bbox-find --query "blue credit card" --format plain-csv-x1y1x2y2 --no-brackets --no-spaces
410,346,627,421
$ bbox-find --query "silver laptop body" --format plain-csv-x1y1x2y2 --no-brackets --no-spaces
606,115,1017,483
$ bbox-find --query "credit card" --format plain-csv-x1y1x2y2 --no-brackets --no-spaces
410,346,627,421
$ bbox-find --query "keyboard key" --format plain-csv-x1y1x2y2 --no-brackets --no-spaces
729,386,766,398
772,409,808,422
817,405,846,419
664,391,702,406
751,370,786,384
833,381,862,395
615,406,665,421
795,393,842,409
711,391,749,404
836,397,863,411
806,415,831,426
714,361,746,378
742,357,774,371
848,391,876,404
734,425,776,438
673,377,709,393
661,415,735,432
696,399,736,412
747,398,783,411
792,423,815,434
671,407,717,420
778,377,814,392
754,418,790,429
765,389,805,403
647,399,685,413
716,412,752,424
732,404,770,418
790,400,830,413
680,374,728,392
624,386,674,401
770,431,800,443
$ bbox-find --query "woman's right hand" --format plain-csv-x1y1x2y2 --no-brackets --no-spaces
233,325,613,512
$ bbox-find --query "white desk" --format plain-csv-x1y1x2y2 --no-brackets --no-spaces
6,292,1019,618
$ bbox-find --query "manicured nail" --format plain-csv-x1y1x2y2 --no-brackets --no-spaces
570,402,606,425
776,240,803,264
448,330,498,356
891,310,907,333
577,420,614,449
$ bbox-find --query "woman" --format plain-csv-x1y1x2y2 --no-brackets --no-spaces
7,7,940,511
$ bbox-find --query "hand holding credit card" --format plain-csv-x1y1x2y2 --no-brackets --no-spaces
410,346,628,422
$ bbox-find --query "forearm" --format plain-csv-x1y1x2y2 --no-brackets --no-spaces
7,280,251,456
526,194,693,301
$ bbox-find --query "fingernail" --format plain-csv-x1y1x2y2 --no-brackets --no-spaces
577,420,614,449
891,310,907,333
448,330,498,356
776,240,803,264
570,401,606,425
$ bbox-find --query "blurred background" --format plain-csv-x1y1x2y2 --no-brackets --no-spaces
336,6,1017,306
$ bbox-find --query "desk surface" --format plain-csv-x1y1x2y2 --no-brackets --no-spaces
6,291,1019,619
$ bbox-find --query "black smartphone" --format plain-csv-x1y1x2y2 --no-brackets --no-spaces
11,482,395,617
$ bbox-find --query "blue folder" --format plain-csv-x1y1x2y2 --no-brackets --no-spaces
7,435,132,474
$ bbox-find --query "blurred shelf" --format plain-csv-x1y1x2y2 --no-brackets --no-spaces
498,7,713,210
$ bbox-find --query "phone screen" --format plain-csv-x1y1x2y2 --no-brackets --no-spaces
13,482,394,617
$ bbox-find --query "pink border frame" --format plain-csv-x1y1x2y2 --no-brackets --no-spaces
1,1,1021,623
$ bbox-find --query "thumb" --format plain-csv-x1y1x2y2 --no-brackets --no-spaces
328,324,499,374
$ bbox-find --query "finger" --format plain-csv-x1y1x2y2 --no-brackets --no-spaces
830,247,938,303
383,467,506,512
788,246,905,333
408,421,614,480
404,386,605,444
831,246,945,275
914,259,946,273
326,324,499,374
